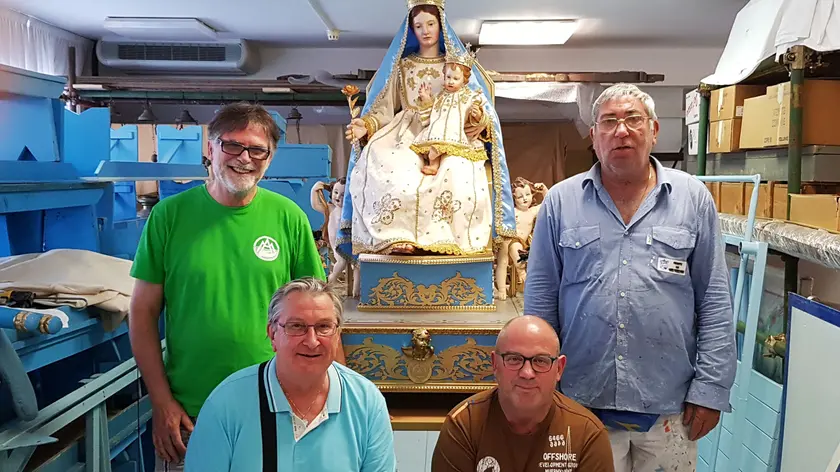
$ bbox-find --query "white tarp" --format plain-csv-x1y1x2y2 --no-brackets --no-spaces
703,0,840,86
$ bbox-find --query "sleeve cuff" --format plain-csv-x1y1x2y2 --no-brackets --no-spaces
686,380,733,413
361,115,379,137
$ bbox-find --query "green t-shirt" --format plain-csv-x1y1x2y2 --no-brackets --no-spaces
130,185,325,416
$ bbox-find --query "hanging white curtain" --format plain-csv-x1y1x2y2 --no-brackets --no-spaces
0,8,92,77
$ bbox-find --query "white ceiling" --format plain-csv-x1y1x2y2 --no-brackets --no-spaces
2,0,748,48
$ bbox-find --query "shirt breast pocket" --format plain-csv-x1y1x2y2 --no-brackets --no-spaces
558,225,603,285
648,226,696,283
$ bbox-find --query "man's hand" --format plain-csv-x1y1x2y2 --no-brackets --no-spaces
683,402,721,441
152,398,194,462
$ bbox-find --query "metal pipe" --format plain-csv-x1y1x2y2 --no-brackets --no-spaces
783,45,809,336
67,46,79,113
696,85,711,176
736,321,785,358
306,0,340,40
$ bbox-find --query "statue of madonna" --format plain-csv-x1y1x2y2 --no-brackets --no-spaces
336,0,516,258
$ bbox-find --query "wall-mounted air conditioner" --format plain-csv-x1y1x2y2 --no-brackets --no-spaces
95,39,259,75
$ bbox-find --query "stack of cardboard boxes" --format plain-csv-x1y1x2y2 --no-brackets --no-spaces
699,80,840,233
708,85,764,153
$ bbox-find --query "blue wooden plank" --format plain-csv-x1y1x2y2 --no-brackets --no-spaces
748,369,783,412
0,64,65,99
11,316,129,372
0,97,60,163
741,445,773,472
745,392,781,439
0,187,104,213
714,449,730,472
60,107,111,177
110,125,139,163
267,145,331,178
43,206,99,252
719,426,733,458
699,435,715,461
0,215,10,257
156,125,203,164
741,417,775,463
0,162,80,183
92,161,208,181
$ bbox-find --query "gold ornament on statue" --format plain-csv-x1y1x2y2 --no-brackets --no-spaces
406,0,445,10
342,85,361,120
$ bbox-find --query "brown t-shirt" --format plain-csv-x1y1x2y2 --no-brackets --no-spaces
432,387,615,472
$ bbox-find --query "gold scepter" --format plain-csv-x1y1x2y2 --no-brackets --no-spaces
341,85,362,157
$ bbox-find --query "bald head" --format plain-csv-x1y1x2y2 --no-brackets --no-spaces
496,315,560,356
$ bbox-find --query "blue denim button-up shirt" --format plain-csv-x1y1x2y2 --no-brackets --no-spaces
524,158,736,415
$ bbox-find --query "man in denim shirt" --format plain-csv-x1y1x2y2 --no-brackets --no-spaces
524,84,736,472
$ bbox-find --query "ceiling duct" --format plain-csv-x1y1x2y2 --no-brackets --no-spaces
96,39,259,75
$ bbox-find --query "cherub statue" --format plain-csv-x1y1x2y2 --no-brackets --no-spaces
494,177,548,300
310,178,360,296
410,46,488,175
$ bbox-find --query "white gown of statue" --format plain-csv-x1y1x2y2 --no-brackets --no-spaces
348,54,492,255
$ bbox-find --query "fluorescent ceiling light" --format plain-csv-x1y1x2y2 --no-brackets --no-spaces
478,20,578,46
103,17,218,41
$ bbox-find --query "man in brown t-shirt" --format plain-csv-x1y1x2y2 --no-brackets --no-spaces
432,316,614,471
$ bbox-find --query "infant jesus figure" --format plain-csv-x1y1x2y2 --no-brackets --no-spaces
410,47,489,175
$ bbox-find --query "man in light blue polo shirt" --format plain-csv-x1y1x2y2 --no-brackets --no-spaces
524,84,736,472
184,277,395,471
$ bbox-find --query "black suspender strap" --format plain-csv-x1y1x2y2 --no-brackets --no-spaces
258,360,277,472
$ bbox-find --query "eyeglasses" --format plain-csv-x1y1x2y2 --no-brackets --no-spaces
217,139,271,160
498,352,557,373
596,115,649,133
276,320,338,337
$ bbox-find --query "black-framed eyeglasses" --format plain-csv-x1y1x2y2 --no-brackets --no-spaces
596,114,649,133
217,139,271,160
498,352,557,373
276,320,338,337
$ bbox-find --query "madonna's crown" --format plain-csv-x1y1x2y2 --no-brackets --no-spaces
406,0,445,11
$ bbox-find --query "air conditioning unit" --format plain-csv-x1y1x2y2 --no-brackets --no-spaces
95,39,259,75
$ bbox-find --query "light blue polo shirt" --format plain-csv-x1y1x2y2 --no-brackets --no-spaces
184,358,396,472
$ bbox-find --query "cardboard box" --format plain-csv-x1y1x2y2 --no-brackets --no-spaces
685,89,701,124
710,84,765,122
766,82,791,146
768,182,840,219
739,95,774,149
765,80,840,147
719,182,746,215
789,194,840,232
709,118,742,153
705,182,721,209
744,182,772,218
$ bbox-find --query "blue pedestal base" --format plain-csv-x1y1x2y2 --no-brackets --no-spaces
357,254,495,311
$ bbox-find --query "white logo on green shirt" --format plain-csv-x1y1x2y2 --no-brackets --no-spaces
253,236,279,261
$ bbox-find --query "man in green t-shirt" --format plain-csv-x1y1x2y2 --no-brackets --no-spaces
129,102,326,471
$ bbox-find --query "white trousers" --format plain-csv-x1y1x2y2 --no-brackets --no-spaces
608,413,698,472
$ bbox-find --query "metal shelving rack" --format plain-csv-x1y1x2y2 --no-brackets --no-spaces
694,45,840,328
